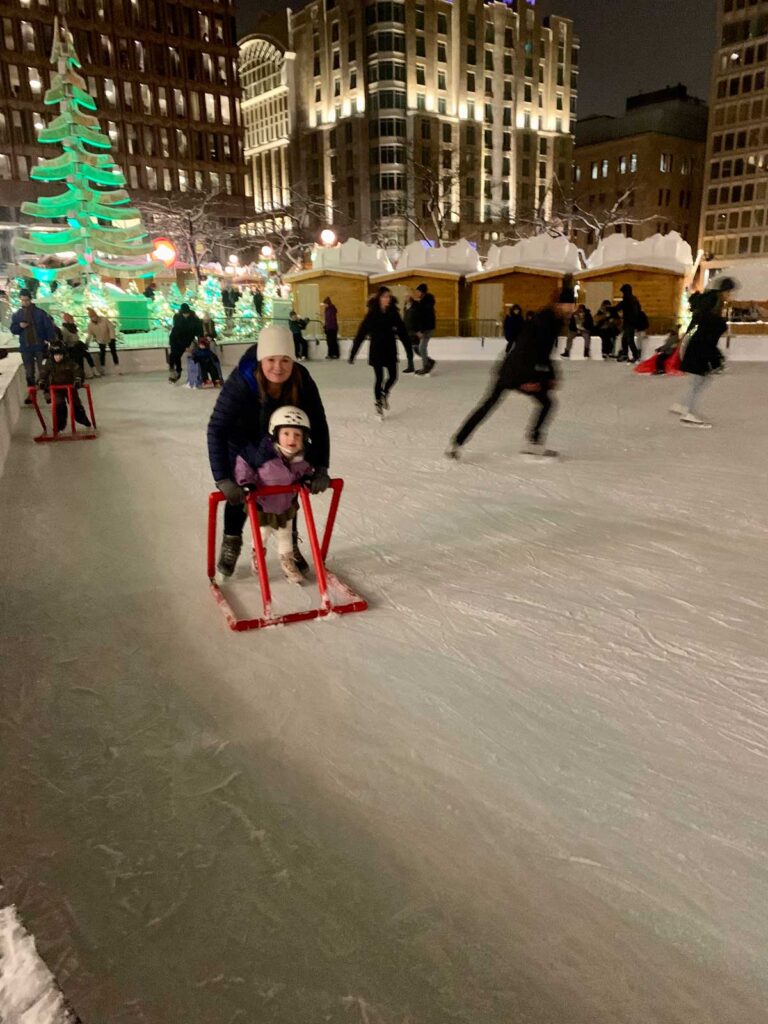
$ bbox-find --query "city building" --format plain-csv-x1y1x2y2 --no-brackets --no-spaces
573,85,707,254
0,0,247,268
242,0,578,250
699,0,768,263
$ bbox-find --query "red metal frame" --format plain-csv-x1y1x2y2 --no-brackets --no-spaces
29,384,98,443
208,479,368,631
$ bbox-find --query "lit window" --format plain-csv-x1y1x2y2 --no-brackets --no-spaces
601,159,608,177
660,152,672,173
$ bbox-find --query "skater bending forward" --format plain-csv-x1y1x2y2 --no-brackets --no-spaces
447,281,576,458
349,286,411,416
207,325,330,578
234,407,313,584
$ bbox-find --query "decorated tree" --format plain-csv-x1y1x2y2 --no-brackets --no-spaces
14,18,152,287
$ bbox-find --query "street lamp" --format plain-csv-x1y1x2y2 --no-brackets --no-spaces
319,228,337,247
260,244,274,259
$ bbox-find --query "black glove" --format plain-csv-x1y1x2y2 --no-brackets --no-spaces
309,468,331,495
216,478,245,504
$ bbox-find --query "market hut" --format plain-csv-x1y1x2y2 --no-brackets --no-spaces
576,232,693,332
369,239,482,336
465,236,581,334
285,239,392,335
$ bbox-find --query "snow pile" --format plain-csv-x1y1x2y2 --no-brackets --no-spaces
0,905,74,1023
483,235,581,274
587,231,693,273
394,239,482,275
309,238,392,276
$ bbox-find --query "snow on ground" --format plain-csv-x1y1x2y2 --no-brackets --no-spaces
0,902,77,1024
0,360,767,1024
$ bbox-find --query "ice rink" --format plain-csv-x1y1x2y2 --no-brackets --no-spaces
1,358,767,1024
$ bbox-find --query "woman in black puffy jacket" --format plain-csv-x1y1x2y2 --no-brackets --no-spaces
349,287,410,416
673,278,734,428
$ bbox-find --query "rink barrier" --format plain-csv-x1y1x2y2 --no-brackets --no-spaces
29,384,98,443
207,479,368,632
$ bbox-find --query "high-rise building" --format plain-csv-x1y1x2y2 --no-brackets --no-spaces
242,0,577,249
574,86,707,254
699,0,768,262
0,0,246,267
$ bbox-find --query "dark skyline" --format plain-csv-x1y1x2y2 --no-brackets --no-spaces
238,0,719,117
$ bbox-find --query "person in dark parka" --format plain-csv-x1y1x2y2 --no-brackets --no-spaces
613,283,642,363
348,286,411,415
503,304,525,353
207,325,331,577
447,281,576,458
168,303,203,383
671,278,734,427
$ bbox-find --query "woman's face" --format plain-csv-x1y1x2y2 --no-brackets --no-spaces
379,292,392,310
261,355,293,384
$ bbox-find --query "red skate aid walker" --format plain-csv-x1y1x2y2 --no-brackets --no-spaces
29,384,98,442
207,478,368,631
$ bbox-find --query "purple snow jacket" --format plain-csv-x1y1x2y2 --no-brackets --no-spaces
234,435,313,515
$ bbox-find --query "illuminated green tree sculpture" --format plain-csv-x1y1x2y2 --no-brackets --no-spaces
14,17,152,285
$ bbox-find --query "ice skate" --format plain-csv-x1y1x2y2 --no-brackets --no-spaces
375,399,384,418
445,443,460,460
216,534,242,578
403,364,415,374
521,441,559,458
669,403,689,416
280,552,304,584
680,412,712,428
169,370,181,383
293,542,309,575
382,393,390,411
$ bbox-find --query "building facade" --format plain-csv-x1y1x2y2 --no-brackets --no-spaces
573,86,707,254
243,0,577,249
0,0,246,267
699,0,768,261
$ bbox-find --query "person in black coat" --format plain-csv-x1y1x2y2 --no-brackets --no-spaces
349,287,411,415
447,281,576,458
413,283,437,374
613,284,642,362
563,303,595,358
503,304,525,353
168,303,203,383
672,278,734,427
207,325,331,577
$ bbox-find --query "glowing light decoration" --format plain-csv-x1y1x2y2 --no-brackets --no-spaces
14,16,153,284
152,237,177,267
320,228,337,247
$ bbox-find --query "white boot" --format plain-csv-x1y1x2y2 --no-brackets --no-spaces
680,412,712,428
280,553,304,584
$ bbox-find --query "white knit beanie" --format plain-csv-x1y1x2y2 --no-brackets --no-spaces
257,325,295,361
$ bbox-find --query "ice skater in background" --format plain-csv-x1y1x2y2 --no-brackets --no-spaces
193,336,223,387
447,280,576,459
348,286,411,417
233,406,313,584
670,277,735,428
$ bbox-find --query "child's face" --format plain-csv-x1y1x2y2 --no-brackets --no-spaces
53,353,64,362
278,426,304,453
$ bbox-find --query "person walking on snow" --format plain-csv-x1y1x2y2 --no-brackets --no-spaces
670,277,734,428
322,297,340,360
413,283,437,375
447,281,576,459
85,307,121,374
207,325,331,579
233,406,314,584
10,290,57,393
348,286,411,417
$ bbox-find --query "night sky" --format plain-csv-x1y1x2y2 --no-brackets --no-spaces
237,0,719,117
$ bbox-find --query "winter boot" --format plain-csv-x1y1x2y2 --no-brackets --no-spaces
375,399,384,417
280,552,304,584
403,363,415,374
445,443,460,460
217,534,242,577
381,393,390,411
521,441,559,458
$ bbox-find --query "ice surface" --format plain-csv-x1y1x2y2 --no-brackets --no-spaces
483,235,581,274
1,362,767,1024
587,231,693,273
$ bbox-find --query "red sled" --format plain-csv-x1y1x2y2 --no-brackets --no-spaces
634,347,684,376
29,384,98,442
207,479,368,631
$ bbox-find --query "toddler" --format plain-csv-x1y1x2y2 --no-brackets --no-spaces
37,341,92,431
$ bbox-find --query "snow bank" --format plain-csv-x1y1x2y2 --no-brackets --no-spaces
484,235,581,274
394,239,482,275
0,904,74,1024
587,231,693,274
309,238,392,276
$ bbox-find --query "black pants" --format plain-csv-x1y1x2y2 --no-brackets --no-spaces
454,382,555,447
373,362,397,402
52,393,90,431
599,329,618,357
69,343,95,372
99,340,119,366
403,333,417,368
168,342,185,375
325,328,339,359
199,359,222,384
294,335,308,360
564,330,591,358
620,326,639,361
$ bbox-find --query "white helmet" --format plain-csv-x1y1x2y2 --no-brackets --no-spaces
268,405,311,437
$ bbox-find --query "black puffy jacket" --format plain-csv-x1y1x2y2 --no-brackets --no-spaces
681,310,727,376
207,346,330,481
350,299,410,367
497,306,563,390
